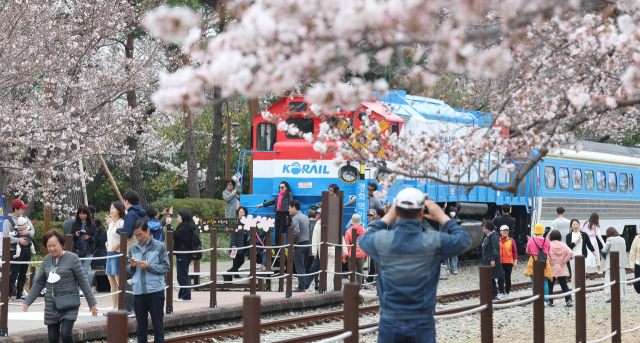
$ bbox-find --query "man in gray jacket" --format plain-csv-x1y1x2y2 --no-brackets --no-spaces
289,200,310,292
3,199,34,300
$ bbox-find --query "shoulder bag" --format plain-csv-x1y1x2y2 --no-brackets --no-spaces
50,256,81,311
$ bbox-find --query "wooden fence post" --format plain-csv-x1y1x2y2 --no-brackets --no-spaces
0,237,10,336
334,245,342,292
250,227,257,295
166,230,174,314
350,228,357,284
279,233,286,292
319,224,328,294
575,255,586,343
344,283,359,343
65,234,73,252
479,266,493,343
533,260,545,343
210,228,217,307
243,295,261,343
266,233,272,292
287,227,294,298
118,232,127,310
107,311,129,342
610,251,621,343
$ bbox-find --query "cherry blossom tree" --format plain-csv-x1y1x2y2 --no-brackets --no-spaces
0,0,164,213
143,0,640,195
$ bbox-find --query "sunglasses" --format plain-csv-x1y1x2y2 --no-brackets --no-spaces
279,186,285,189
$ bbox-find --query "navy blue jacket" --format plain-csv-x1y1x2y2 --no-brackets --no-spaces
359,219,471,320
118,205,147,238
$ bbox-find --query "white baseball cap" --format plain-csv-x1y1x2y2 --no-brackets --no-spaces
500,225,510,231
394,188,426,209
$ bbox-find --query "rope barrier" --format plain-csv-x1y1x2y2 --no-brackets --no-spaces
93,291,122,299
173,247,216,254
492,294,540,309
216,245,253,251
620,276,640,284
359,326,380,334
434,304,488,319
544,287,581,299
174,280,214,288
622,323,640,334
217,276,254,284
315,331,353,343
585,281,616,292
261,244,290,249
293,271,323,277
586,331,617,343
326,242,354,247
256,274,289,280
362,280,378,285
78,254,123,261
8,260,43,265
326,271,353,275
355,272,378,277
293,242,324,248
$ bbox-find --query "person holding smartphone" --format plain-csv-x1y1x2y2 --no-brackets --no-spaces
72,204,97,295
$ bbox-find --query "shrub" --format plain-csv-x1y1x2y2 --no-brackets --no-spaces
151,198,226,219
31,221,65,255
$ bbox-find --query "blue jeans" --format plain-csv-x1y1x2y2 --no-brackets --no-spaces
378,317,435,343
79,253,93,291
445,255,458,272
530,276,549,303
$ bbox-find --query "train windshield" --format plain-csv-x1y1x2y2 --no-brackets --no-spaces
257,123,277,151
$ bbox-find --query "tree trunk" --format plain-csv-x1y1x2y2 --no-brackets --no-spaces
125,34,147,207
185,110,200,198
204,87,225,199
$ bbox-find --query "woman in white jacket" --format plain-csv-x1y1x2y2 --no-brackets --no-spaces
104,201,125,312
304,211,347,291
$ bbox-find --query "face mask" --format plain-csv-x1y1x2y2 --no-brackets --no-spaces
48,268,61,283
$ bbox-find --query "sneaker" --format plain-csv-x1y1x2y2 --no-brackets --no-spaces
103,308,117,316
127,311,136,318
566,300,574,307
258,266,266,272
605,298,611,303
452,271,458,274
175,298,192,302
502,293,510,299
544,303,548,308
493,296,500,300
547,303,555,307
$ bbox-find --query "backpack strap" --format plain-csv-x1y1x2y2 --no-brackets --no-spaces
6,216,15,229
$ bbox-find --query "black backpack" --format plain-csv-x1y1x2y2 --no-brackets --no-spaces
532,237,547,262
189,230,203,261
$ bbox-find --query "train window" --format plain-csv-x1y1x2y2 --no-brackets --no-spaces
545,166,556,189
285,118,314,139
257,123,277,151
596,171,606,191
585,170,594,190
631,174,635,192
391,124,399,135
288,101,308,112
559,168,570,189
608,172,617,192
572,169,582,190
620,173,629,192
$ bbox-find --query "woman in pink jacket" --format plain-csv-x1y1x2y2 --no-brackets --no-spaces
547,230,574,307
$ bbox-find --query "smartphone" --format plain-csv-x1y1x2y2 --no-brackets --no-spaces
79,230,86,235
164,208,169,213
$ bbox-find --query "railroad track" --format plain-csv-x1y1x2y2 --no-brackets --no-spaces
159,270,630,343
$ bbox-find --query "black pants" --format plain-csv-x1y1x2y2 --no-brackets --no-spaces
134,290,165,343
548,276,571,304
293,240,311,289
499,263,513,294
176,257,191,300
48,319,74,343
305,255,314,274
491,278,504,297
633,268,640,294
274,211,288,246
125,282,134,311
9,249,32,297
229,251,245,272
305,253,321,289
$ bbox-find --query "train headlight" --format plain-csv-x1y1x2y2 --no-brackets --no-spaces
338,164,359,184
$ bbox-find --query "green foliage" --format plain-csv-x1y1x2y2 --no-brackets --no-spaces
151,198,226,219
31,221,65,255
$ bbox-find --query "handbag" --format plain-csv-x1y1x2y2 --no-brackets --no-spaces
50,256,81,311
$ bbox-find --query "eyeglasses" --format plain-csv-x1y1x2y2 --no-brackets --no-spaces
368,189,374,192
279,186,285,189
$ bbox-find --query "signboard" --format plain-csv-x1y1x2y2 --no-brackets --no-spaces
356,180,368,228
298,182,313,189
199,218,241,233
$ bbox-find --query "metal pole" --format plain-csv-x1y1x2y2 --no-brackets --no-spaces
610,251,621,343
118,232,127,310
166,230,174,314
575,255,586,343
243,295,261,343
250,227,257,295
287,227,293,298
533,260,545,343
266,233,272,292
65,234,73,252
344,283,359,343
479,266,493,343
211,228,217,307
334,245,342,292
107,311,129,343
319,224,328,294
0,237,10,336
98,155,123,203
279,233,286,292
350,228,357,283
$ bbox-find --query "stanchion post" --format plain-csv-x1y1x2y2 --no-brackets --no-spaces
250,227,257,295
575,255,586,343
166,230,174,314
279,233,286,292
611,251,621,343
210,228,217,308
118,232,127,310
243,295,261,343
107,311,129,343
319,225,328,294
350,228,357,283
334,245,342,292
29,266,36,290
479,266,493,343
344,283,359,343
266,233,272,292
533,260,545,343
287,227,293,298
65,234,73,252
0,237,10,336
